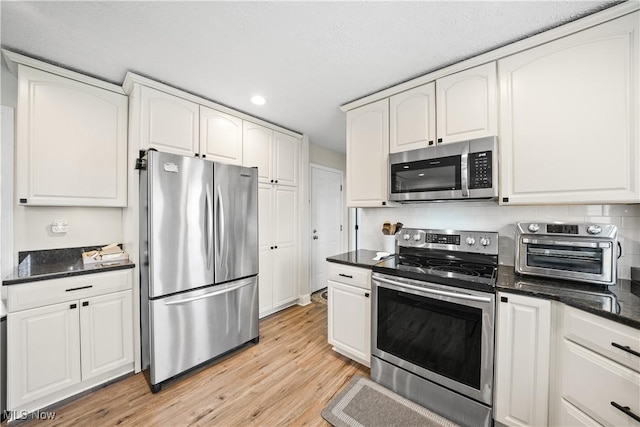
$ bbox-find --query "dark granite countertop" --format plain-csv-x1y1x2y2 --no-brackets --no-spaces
326,251,640,329
497,267,640,329
326,250,387,268
3,246,135,285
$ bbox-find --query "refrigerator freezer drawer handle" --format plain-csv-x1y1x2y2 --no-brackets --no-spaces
163,280,255,305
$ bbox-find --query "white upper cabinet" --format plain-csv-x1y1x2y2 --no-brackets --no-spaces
199,106,243,165
390,83,436,153
346,99,390,207
16,65,128,207
436,62,497,144
139,85,199,157
273,131,298,187
243,122,299,186
499,12,639,205
243,121,273,183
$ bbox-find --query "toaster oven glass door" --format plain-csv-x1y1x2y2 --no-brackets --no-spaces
526,244,604,275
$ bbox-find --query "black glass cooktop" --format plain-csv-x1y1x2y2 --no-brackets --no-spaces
373,248,498,292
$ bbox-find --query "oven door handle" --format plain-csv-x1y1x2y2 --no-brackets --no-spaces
374,276,492,303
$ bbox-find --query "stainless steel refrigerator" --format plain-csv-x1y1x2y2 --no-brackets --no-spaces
140,150,259,392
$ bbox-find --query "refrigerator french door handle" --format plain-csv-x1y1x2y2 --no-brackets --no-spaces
217,185,225,263
163,279,255,305
205,183,213,270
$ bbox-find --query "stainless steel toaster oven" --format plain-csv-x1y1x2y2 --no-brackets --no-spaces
515,222,618,286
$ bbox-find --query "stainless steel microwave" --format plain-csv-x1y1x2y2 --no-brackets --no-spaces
389,136,498,202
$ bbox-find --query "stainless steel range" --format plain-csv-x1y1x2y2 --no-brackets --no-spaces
371,228,499,427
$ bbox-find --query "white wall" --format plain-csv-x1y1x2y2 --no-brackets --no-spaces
1,59,124,265
360,202,640,279
309,143,346,172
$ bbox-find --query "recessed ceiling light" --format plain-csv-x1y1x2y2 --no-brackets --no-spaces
418,173,425,177
403,165,410,169
251,95,266,105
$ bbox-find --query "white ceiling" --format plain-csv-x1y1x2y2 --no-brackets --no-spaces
1,1,618,153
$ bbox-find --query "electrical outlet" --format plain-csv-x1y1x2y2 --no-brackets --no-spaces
51,220,68,234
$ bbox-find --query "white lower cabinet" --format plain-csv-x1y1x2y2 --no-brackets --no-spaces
258,184,298,318
8,301,82,407
80,291,134,381
327,263,371,367
494,292,551,427
550,305,640,426
7,271,134,417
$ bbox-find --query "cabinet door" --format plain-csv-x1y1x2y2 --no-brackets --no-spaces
16,65,128,207
200,106,243,165
80,291,133,381
257,183,274,317
243,121,273,183
327,280,371,365
346,99,390,207
140,85,199,157
494,292,551,427
436,62,497,144
8,302,81,408
272,186,297,307
390,83,436,152
273,131,299,186
499,12,639,205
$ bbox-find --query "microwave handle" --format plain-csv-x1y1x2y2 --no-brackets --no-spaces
461,144,469,197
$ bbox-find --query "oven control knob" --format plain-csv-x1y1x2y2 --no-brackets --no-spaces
403,233,411,241
480,237,491,247
587,224,602,235
465,236,476,246
528,223,540,233
413,234,421,242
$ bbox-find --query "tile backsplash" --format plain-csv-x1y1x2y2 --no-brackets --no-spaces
359,203,640,279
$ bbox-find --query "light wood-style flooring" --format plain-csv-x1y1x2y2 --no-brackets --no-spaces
14,299,369,426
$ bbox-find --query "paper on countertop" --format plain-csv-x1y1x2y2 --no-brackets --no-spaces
82,243,129,264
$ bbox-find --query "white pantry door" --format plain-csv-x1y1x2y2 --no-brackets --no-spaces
310,165,343,293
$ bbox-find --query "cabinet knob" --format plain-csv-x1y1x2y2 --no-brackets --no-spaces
82,301,89,307
274,245,278,249
428,141,434,146
500,296,508,303
70,303,77,309
202,154,206,159
270,246,274,250
365,293,370,298
437,138,443,143
271,180,274,183
275,180,278,183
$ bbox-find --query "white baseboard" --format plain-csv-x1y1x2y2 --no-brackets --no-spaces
298,294,311,306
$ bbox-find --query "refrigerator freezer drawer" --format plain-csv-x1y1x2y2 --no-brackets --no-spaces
148,276,259,384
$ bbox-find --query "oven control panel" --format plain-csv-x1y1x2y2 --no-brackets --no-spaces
397,228,499,255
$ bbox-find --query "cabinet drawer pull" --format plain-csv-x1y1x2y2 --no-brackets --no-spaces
611,401,640,422
65,285,93,292
612,342,640,357
338,274,353,279
70,303,77,309
82,301,89,307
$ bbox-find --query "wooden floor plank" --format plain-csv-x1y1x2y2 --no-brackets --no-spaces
10,300,368,427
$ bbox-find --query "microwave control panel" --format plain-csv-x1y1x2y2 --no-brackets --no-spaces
468,151,492,189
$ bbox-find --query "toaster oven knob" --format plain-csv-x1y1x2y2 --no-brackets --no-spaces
403,233,411,241
480,237,491,247
465,236,476,246
528,223,540,233
587,224,602,235
413,234,421,242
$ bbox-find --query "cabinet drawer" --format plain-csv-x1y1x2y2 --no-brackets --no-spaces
562,340,640,426
7,270,132,313
564,306,640,372
328,263,371,290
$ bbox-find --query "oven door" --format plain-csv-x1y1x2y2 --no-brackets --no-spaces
516,237,615,285
371,273,495,405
